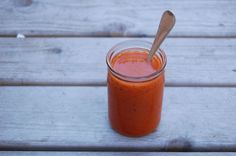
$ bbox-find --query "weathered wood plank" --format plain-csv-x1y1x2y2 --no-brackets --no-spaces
1,152,236,156
0,38,235,86
0,87,236,151
0,0,235,37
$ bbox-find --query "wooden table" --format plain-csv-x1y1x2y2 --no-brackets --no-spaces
0,0,236,155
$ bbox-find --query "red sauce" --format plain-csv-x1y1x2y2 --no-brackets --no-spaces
112,52,160,77
108,51,165,137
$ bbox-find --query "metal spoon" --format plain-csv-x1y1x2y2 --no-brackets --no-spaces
147,10,176,61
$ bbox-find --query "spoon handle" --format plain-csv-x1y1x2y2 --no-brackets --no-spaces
147,10,176,61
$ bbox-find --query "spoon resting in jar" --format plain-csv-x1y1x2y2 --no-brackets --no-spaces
147,10,176,61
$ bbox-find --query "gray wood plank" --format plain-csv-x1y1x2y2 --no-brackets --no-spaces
0,152,236,156
0,87,236,151
0,38,236,86
0,0,235,37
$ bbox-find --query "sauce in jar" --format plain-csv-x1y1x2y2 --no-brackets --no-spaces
106,41,166,137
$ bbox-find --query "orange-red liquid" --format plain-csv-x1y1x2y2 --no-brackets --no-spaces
112,52,159,77
108,51,165,137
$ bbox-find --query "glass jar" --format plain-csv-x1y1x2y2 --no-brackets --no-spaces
106,40,167,137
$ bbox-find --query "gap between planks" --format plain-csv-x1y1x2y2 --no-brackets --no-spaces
0,152,236,156
1,144,236,152
1,82,236,88
1,35,236,38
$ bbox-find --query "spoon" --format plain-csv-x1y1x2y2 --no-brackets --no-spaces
147,10,176,61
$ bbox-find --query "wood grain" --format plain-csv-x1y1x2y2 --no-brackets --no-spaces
0,87,236,151
0,38,235,86
0,0,235,37
1,152,236,156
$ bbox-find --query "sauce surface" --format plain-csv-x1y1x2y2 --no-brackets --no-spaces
111,52,160,77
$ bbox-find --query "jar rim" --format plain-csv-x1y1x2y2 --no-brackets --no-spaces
106,40,167,82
